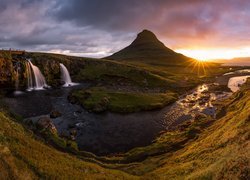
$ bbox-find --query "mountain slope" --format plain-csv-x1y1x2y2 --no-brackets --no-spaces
105,29,194,65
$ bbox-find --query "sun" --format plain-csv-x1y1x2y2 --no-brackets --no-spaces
196,59,208,62
185,59,213,76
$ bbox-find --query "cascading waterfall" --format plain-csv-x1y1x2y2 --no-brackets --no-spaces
26,60,48,90
60,63,75,87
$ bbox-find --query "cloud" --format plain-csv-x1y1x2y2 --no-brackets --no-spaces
0,0,250,58
53,0,250,49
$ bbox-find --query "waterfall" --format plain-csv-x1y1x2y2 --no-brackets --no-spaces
26,60,48,90
59,63,74,87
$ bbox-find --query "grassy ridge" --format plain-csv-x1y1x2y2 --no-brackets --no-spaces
28,52,176,90
28,53,228,91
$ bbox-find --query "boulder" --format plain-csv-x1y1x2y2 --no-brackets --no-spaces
69,128,77,140
50,110,62,118
37,117,57,134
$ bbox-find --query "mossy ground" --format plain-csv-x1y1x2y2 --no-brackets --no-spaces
70,87,177,113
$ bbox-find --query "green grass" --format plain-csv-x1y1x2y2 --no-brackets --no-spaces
77,59,176,89
0,107,136,179
70,87,178,113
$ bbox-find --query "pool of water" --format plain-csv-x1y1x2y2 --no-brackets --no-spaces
3,82,228,155
228,75,250,92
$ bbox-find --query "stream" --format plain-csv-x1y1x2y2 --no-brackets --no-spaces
2,70,250,155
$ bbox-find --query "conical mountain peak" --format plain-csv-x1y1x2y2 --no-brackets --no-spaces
105,29,192,65
132,29,159,45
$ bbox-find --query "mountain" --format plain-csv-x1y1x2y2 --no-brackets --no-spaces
105,29,194,65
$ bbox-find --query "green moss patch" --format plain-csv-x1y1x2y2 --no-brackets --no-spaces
70,87,178,113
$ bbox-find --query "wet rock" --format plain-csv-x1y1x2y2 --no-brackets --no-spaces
36,117,57,134
50,110,62,118
68,123,75,129
202,107,216,116
69,128,77,140
75,122,85,128
194,113,207,120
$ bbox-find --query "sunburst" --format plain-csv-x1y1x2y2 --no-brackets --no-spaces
186,59,212,76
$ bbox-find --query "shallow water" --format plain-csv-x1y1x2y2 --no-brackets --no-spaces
3,82,226,155
161,84,226,129
228,75,250,92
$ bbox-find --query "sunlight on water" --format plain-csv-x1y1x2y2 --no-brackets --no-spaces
228,76,250,92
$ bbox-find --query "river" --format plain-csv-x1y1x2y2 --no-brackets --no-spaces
2,71,249,155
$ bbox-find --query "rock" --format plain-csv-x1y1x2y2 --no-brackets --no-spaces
50,110,62,118
70,128,77,136
68,123,75,129
37,117,57,134
69,128,77,140
194,113,207,120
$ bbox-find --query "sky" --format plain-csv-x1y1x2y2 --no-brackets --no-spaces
0,0,250,60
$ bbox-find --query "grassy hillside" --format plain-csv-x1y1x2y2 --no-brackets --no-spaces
27,52,178,90
0,79,249,179
2,51,219,93
148,81,250,179
0,104,135,179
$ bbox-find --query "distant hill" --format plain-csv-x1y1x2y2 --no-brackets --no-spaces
212,57,250,66
105,29,194,65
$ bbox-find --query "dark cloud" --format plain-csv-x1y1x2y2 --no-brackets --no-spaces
52,0,250,50
54,0,203,31
0,0,250,58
